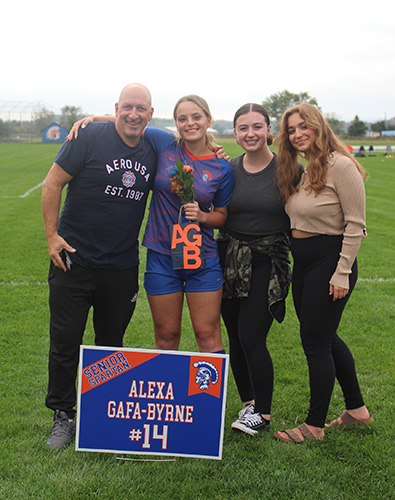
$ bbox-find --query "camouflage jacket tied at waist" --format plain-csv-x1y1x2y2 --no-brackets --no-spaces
217,230,291,323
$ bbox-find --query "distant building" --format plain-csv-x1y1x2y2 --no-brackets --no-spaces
366,131,380,138
41,122,68,143
382,130,395,137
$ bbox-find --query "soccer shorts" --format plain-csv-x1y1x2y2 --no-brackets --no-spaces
144,249,224,294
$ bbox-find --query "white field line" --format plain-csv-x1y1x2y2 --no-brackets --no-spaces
0,181,43,199
0,281,48,286
359,278,395,283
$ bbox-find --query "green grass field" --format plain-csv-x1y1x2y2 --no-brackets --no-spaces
0,142,394,499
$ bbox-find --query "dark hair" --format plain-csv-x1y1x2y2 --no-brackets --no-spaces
233,103,273,146
233,103,270,128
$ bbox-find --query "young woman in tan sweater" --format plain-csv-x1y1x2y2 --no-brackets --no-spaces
273,103,373,443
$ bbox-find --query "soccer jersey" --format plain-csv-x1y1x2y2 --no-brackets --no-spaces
143,128,234,258
55,122,157,269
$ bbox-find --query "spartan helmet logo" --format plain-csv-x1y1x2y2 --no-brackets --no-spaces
193,361,219,391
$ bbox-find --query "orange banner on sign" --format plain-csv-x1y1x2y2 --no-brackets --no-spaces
81,351,159,394
187,355,223,398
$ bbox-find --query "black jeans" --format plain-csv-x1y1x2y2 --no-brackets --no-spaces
291,235,364,428
45,262,138,418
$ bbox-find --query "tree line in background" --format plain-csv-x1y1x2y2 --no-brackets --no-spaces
0,105,84,141
0,91,394,141
261,90,393,137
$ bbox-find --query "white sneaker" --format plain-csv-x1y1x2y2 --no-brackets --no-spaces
231,404,257,435
241,412,269,432
237,403,255,420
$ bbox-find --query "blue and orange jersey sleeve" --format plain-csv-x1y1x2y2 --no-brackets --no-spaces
144,127,175,154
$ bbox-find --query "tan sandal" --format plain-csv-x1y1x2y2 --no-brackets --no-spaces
274,423,323,443
327,411,374,429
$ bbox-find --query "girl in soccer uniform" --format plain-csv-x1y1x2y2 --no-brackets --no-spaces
143,95,234,353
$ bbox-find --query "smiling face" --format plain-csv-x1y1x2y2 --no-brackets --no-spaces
234,111,271,153
174,100,211,148
287,112,316,154
115,84,153,147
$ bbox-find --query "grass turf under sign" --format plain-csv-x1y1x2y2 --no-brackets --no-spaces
0,142,394,500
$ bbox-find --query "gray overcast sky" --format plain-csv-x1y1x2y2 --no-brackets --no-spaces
2,0,395,123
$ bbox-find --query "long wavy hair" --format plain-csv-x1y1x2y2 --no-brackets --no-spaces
276,103,367,204
173,94,217,151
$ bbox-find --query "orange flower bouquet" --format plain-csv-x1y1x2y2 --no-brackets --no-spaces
169,160,195,204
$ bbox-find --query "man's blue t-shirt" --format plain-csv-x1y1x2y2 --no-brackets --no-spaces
55,122,157,269
142,128,234,258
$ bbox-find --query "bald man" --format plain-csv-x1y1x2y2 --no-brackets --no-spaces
42,84,157,449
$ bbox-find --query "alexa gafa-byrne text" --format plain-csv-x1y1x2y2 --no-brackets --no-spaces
83,353,195,423
108,380,194,423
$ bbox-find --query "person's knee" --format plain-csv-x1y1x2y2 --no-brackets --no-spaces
196,337,224,353
301,333,333,361
154,328,181,350
194,324,223,352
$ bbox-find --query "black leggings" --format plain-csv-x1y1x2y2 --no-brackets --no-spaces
291,235,365,427
218,241,274,415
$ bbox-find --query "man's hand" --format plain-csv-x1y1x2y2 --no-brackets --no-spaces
42,162,75,271
47,235,76,272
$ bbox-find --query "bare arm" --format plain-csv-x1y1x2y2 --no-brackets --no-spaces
41,162,76,271
183,203,228,228
67,115,115,140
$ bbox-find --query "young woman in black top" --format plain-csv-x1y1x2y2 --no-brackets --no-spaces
217,103,291,434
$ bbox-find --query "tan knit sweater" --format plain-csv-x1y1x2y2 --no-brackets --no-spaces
285,151,366,288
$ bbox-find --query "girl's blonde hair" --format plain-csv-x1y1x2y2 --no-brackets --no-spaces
173,95,217,151
276,103,367,204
